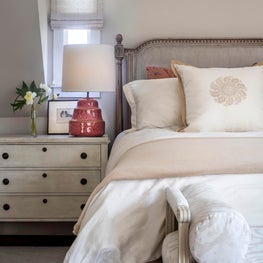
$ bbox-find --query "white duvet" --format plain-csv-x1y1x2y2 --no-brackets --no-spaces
64,128,263,263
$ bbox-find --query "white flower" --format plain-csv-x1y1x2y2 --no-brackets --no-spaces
24,91,37,105
40,83,52,94
11,81,52,112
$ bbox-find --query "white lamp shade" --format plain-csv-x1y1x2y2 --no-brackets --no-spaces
62,44,116,92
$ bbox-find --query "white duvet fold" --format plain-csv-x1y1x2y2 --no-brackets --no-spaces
64,129,263,263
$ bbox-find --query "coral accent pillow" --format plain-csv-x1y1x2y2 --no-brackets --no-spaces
173,63,263,131
252,61,263,66
146,66,174,79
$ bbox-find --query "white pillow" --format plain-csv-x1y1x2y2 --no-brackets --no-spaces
174,64,263,132
123,78,183,130
183,184,251,263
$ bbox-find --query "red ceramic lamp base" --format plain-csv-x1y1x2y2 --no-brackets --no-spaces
69,98,105,137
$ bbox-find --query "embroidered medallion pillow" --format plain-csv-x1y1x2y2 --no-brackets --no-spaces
173,64,263,132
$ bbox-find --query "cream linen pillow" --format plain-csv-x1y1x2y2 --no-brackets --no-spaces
171,59,191,128
123,78,183,130
174,64,263,132
123,82,137,128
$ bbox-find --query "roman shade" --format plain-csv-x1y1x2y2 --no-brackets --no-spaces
50,0,103,29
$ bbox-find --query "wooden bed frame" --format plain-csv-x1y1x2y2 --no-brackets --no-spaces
114,34,263,136
114,35,263,262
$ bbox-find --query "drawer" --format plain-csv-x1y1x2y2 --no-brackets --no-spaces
0,195,88,220
0,144,100,168
0,170,100,193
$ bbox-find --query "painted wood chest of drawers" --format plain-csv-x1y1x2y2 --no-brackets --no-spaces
0,135,109,221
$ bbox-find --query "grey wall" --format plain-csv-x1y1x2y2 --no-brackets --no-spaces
102,0,263,46
1,0,263,139
0,0,44,117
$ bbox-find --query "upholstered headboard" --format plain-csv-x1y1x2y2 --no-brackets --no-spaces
114,34,263,135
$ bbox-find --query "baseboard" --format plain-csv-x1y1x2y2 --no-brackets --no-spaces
0,235,75,246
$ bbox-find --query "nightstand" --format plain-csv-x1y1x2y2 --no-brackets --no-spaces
0,135,109,222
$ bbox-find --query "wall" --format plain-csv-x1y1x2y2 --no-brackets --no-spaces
103,0,263,46
0,0,45,134
1,0,263,138
0,0,45,116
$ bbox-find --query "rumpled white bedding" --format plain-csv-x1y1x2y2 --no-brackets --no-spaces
64,128,263,263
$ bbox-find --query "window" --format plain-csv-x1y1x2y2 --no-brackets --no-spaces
66,29,89,44
50,0,103,97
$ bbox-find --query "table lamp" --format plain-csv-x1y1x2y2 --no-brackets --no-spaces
62,44,115,137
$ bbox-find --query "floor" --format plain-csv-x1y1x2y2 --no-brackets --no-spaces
0,246,69,263
0,247,163,263
0,234,162,263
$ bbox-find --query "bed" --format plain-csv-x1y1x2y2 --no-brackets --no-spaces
63,35,263,263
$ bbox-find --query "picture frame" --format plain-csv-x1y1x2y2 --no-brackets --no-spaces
47,100,77,135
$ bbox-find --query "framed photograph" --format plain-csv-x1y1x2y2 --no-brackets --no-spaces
47,100,77,135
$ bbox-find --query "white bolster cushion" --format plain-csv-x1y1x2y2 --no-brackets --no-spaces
162,231,179,263
183,184,251,263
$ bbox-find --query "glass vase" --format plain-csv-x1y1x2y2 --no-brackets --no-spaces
31,104,37,137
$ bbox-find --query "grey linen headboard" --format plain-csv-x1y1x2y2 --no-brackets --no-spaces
114,34,263,135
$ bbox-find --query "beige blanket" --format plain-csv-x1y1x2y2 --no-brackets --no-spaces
74,136,263,234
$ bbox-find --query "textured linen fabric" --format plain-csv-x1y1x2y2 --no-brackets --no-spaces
123,78,183,130
183,184,251,263
74,130,263,235
174,64,263,132
245,227,263,262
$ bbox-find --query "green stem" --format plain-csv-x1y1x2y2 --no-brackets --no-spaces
31,104,37,137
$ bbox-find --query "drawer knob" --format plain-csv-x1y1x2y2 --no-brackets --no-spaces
42,199,48,204
80,204,85,210
80,152,87,159
3,204,10,211
42,147,47,152
80,178,87,185
2,178,9,185
2,152,9,160
42,173,47,178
